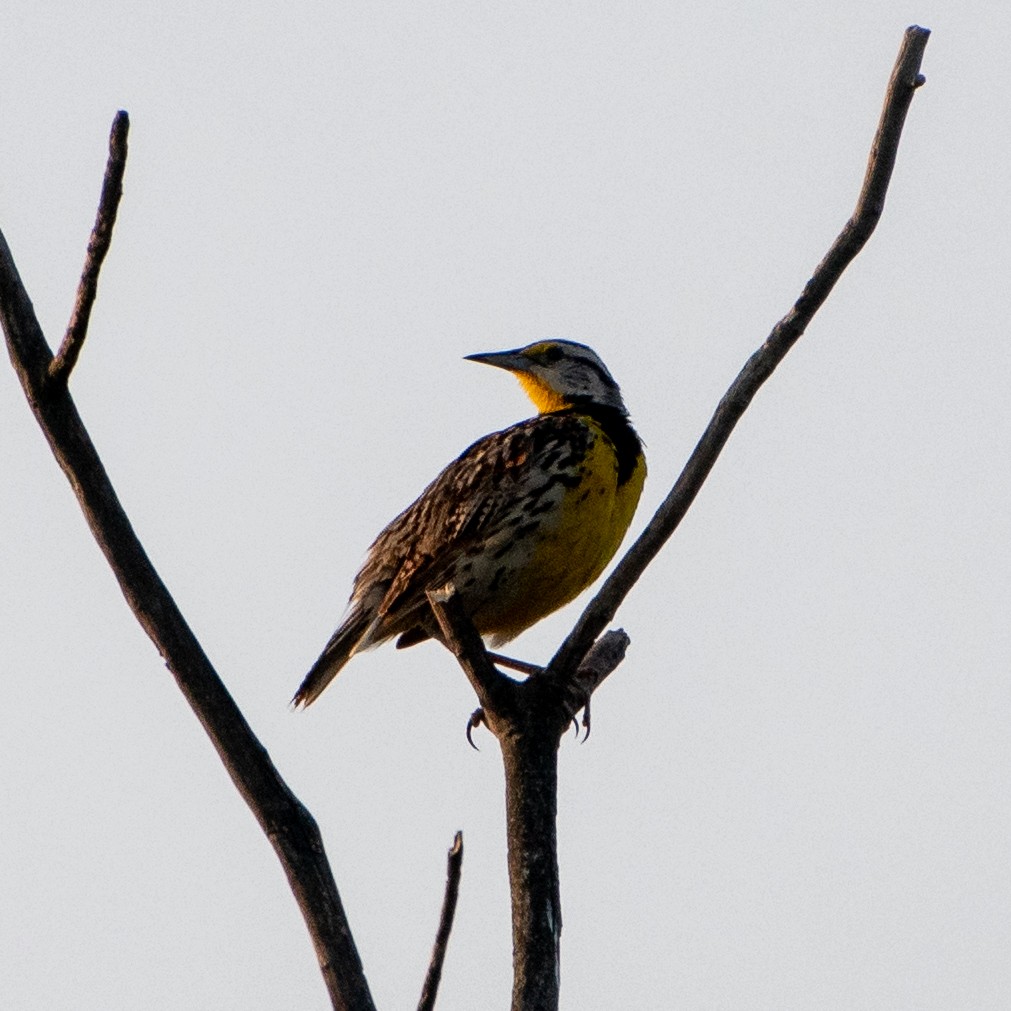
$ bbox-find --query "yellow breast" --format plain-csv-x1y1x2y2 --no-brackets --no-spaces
472,416,646,644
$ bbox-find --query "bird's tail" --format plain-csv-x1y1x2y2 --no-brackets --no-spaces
291,608,378,708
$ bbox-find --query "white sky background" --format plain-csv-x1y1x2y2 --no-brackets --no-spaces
1,2,1009,1009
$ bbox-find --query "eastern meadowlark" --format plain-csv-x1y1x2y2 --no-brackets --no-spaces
292,339,646,708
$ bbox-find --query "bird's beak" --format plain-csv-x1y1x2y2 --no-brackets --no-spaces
464,348,529,373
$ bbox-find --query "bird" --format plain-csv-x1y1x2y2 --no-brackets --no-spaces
292,339,646,708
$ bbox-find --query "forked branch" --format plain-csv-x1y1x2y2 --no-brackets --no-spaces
428,27,930,1011
0,117,375,1011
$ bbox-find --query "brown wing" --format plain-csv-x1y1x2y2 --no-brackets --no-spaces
351,411,593,642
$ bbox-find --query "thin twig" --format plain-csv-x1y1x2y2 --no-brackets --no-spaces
417,832,465,1011
49,110,130,387
547,25,930,680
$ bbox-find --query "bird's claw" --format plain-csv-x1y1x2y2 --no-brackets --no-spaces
466,707,487,750
566,694,592,742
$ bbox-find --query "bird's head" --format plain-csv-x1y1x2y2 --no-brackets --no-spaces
465,339,627,415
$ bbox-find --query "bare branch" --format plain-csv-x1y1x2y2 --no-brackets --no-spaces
0,126,375,1011
548,25,930,679
49,110,130,387
417,832,464,1011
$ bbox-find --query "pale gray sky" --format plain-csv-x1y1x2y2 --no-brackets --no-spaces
2,3,1009,1009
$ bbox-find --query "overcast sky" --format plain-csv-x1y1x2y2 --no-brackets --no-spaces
2,3,1009,1009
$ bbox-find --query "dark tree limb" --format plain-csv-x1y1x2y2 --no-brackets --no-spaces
0,115,374,1011
498,714,563,1011
427,588,622,1011
547,24,931,681
429,27,930,1011
417,831,464,1011
49,110,129,388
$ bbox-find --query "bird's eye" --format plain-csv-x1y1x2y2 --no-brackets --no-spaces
540,344,563,363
